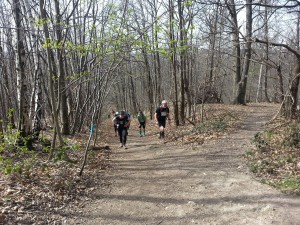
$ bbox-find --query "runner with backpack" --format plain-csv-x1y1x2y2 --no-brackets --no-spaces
113,110,131,149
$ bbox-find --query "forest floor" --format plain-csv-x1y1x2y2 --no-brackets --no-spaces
1,103,300,224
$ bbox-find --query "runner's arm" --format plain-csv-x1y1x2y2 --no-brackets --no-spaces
167,108,171,120
112,117,117,125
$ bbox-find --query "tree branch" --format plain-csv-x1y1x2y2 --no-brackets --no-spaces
255,38,300,59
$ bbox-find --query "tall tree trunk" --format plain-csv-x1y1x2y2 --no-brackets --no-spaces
54,0,70,135
184,3,194,118
142,48,154,119
276,65,284,103
227,0,242,104
178,0,185,124
153,6,162,104
239,0,252,104
256,62,263,102
24,0,43,137
137,0,154,118
208,2,220,88
169,0,179,126
39,0,64,149
263,1,270,102
129,60,138,114
0,40,10,130
13,0,30,137
290,60,300,115
0,42,5,137
70,1,86,134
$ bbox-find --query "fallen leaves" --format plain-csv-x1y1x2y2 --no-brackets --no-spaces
245,118,300,195
0,133,112,224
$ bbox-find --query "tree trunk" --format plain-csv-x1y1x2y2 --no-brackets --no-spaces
227,0,242,104
276,65,284,103
54,0,70,135
39,0,64,149
24,0,43,138
290,60,300,116
256,62,263,102
150,0,162,105
142,48,154,119
178,0,185,124
169,0,179,126
129,74,138,115
13,0,31,138
239,0,252,104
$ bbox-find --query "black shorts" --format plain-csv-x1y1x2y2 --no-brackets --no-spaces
158,119,166,128
139,122,146,129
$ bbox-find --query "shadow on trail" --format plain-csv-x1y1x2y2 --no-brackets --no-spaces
91,193,300,208
111,153,241,172
57,192,299,223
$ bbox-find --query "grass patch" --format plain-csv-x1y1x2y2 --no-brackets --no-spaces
192,112,238,134
262,178,300,195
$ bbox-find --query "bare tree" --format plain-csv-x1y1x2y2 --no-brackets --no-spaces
23,0,43,137
239,0,253,103
39,0,64,152
13,0,31,138
263,0,271,102
226,0,244,104
169,0,179,126
256,38,300,117
53,0,70,135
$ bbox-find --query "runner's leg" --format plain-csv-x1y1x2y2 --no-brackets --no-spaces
139,124,142,136
122,128,127,146
118,128,123,146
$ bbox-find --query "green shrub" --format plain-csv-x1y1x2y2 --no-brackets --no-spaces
193,115,230,134
284,126,300,147
253,132,272,152
212,119,227,132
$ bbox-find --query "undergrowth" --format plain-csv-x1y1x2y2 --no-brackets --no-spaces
245,120,300,196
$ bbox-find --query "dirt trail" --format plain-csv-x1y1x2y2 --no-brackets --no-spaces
64,103,300,225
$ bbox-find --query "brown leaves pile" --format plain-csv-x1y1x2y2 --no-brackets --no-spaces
0,130,112,224
165,104,244,146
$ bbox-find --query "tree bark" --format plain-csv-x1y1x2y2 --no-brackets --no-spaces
227,0,242,104
169,0,179,126
54,0,70,135
23,0,43,138
178,0,185,124
263,2,270,102
239,0,253,104
39,0,64,149
13,0,31,137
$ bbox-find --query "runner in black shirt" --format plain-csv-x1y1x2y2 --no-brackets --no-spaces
155,100,171,141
